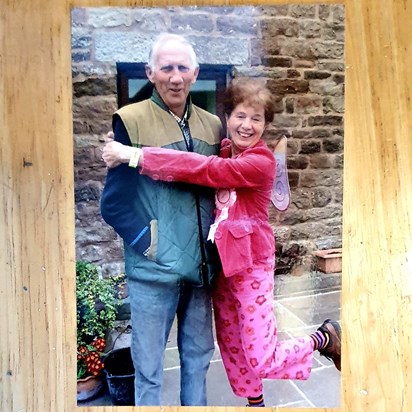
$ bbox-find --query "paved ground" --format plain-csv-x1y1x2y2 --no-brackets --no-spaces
79,271,341,408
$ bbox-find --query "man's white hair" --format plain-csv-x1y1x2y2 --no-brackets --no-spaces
147,33,198,70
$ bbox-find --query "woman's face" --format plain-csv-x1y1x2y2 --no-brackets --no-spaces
226,103,266,155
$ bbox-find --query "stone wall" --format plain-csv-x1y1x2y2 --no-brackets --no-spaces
72,5,345,276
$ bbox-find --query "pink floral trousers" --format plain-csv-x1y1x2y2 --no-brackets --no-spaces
212,258,314,398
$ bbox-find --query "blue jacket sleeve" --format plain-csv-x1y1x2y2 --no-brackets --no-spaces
100,115,151,255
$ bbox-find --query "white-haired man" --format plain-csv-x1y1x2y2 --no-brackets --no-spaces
101,33,222,406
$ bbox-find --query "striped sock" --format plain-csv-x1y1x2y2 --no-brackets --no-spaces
310,330,330,351
247,394,265,407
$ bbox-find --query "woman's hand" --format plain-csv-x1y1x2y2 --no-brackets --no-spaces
102,140,133,168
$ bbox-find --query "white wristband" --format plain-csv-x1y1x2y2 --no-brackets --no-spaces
128,148,142,168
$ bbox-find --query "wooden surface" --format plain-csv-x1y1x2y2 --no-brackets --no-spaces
1,0,411,411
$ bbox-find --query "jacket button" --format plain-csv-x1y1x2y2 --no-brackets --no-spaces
215,231,222,240
166,175,173,182
152,174,160,180
247,267,253,273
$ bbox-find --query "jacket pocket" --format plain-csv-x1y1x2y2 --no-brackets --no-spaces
228,223,253,239
226,223,254,272
147,219,158,261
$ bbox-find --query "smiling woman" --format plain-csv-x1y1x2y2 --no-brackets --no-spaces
1,1,412,412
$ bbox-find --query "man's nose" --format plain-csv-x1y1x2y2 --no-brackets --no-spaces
170,68,183,83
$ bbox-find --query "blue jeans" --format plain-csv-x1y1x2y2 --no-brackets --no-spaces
127,277,214,406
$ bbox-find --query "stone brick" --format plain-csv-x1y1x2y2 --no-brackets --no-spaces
292,188,312,209
310,153,335,168
332,127,344,137
334,153,344,169
319,5,331,21
323,137,344,153
131,9,168,33
323,23,345,42
273,225,291,243
95,32,154,62
285,98,294,113
291,222,325,240
191,36,249,65
299,20,321,38
267,78,309,95
308,115,343,127
288,171,300,188
261,18,299,38
72,62,117,78
300,170,342,187
73,77,116,97
71,8,87,27
172,13,214,33
262,56,293,68
294,95,323,114
312,188,333,207
288,155,309,170
309,79,343,96
295,59,316,68
289,4,316,18
216,16,258,35
72,50,91,63
280,39,316,59
287,69,300,78
76,244,108,263
73,96,116,134
87,7,132,28
265,129,291,143
304,70,332,80
314,235,342,251
286,139,299,155
292,129,332,139
75,181,103,202
256,5,289,16
300,140,321,154
318,62,345,72
333,73,345,84
71,29,92,49
279,208,305,226
272,115,302,128
311,42,344,59
323,95,344,114
303,205,342,221
332,5,345,24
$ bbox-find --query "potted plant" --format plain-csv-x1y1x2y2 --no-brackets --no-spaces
76,261,119,401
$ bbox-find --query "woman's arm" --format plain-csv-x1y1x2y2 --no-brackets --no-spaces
102,138,275,189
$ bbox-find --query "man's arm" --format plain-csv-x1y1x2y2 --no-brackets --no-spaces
100,115,151,256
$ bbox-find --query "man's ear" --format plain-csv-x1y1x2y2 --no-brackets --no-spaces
191,66,200,84
145,64,154,83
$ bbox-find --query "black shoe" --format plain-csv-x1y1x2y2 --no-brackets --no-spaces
317,319,341,371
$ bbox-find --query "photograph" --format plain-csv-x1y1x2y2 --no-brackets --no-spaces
71,5,344,407
1,1,411,412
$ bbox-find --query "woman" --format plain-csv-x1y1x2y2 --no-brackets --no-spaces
102,78,341,407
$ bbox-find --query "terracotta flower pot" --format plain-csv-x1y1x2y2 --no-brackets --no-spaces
77,374,104,402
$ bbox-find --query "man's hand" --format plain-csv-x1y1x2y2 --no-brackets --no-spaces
102,140,133,168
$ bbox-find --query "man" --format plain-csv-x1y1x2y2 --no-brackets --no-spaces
100,33,222,406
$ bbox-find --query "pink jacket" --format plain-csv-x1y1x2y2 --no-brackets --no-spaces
141,139,276,277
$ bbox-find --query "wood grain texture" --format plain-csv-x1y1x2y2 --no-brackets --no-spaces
1,0,411,411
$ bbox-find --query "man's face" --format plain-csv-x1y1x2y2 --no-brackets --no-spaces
145,41,199,117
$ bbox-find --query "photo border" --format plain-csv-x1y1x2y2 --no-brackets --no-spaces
1,0,411,411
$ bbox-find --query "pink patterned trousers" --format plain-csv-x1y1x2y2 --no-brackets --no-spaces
212,258,314,398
